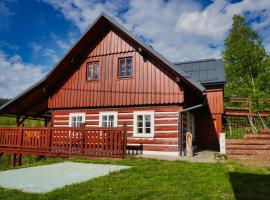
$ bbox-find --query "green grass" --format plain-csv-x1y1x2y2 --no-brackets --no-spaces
0,157,270,200
0,116,45,127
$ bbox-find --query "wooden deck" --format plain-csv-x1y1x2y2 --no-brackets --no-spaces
0,125,127,166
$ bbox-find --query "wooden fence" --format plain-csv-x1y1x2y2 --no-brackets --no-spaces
224,97,270,116
0,125,127,158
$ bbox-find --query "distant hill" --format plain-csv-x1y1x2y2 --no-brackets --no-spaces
0,98,10,106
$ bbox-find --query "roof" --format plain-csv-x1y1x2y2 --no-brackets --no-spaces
174,59,225,85
0,12,205,118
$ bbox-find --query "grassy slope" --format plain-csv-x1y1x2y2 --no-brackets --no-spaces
0,157,269,200
0,116,44,127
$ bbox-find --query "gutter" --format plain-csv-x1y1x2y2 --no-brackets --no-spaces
178,103,205,156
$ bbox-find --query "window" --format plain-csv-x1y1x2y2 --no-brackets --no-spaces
133,111,154,138
99,112,118,127
87,62,99,81
69,113,85,127
118,57,132,78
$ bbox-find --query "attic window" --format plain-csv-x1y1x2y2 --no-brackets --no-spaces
118,57,132,78
87,62,99,81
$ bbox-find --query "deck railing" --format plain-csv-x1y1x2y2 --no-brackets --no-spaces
224,97,270,116
0,125,127,158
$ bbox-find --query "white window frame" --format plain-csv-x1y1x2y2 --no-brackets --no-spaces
99,112,118,127
69,113,86,127
133,111,154,138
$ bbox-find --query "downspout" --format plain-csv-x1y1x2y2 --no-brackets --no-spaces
178,102,205,156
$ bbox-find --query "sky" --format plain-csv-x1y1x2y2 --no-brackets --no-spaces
0,0,270,98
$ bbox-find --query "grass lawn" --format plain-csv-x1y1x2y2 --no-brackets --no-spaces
0,116,45,127
0,157,270,200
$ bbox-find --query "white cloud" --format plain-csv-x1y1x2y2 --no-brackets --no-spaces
29,42,42,53
29,41,60,63
176,0,270,40
0,40,19,51
40,0,270,61
41,0,128,32
43,48,59,63
0,51,44,98
0,1,13,30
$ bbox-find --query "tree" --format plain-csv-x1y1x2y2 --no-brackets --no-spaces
0,98,9,106
222,15,270,102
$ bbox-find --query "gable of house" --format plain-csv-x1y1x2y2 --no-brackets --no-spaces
48,28,183,108
0,13,204,118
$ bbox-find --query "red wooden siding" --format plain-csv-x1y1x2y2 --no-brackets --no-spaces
187,84,224,150
205,86,224,114
195,107,219,149
48,29,183,108
52,105,180,152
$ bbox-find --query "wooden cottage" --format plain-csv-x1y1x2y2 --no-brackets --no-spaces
0,13,225,156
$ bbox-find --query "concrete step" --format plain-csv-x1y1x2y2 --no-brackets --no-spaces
226,139,270,145
227,149,270,155
226,144,270,150
244,134,270,139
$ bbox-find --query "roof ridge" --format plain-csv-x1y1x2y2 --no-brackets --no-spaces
174,58,222,65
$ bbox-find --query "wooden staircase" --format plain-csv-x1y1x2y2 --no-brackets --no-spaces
226,129,270,157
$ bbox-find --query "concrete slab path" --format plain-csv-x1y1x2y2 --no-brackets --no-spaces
138,150,217,163
0,162,130,193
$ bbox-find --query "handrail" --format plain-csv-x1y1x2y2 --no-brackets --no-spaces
0,125,127,158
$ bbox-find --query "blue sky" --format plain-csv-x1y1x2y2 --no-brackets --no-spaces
0,0,270,98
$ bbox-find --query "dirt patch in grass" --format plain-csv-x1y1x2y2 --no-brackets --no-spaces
227,155,270,167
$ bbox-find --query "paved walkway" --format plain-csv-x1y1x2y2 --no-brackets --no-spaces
0,162,130,193
137,150,218,163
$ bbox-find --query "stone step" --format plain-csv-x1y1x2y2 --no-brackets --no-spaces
244,134,270,139
226,149,270,155
226,139,270,145
226,144,270,150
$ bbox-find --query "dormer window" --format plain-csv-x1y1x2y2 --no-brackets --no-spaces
87,62,99,81
118,57,132,78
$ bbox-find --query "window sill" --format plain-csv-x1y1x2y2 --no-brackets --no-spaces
131,136,155,140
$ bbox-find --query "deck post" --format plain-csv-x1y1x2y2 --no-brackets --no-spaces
17,154,22,166
80,123,85,155
12,154,17,167
44,118,48,127
122,122,127,156
47,123,52,151
18,124,23,150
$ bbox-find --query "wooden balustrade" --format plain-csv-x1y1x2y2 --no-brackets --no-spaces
224,97,270,117
0,125,127,158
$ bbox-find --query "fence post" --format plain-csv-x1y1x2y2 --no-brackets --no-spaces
47,123,52,151
80,123,85,155
12,154,17,168
248,97,252,115
18,124,23,150
17,124,23,166
122,122,127,157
